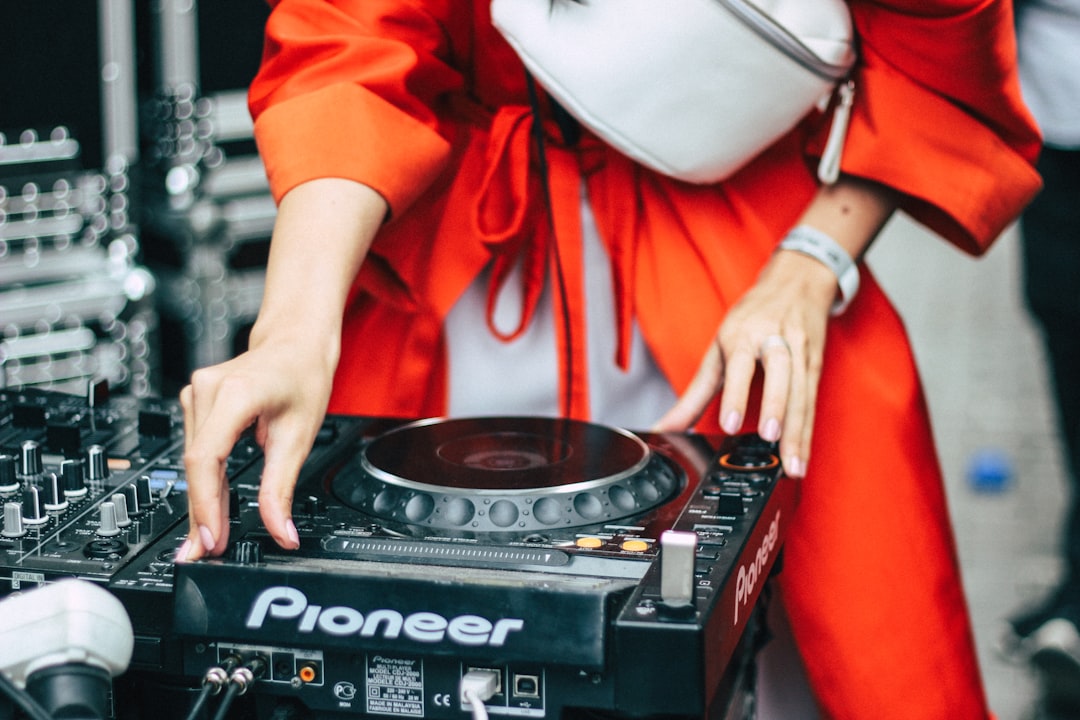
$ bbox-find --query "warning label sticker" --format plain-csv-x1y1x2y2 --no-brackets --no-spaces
366,655,424,717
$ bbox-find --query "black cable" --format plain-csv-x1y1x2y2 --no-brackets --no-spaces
0,672,54,720
209,682,242,720
525,73,577,417
182,682,217,720
184,655,243,720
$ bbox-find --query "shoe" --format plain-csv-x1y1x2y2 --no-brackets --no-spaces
1030,618,1080,710
1002,589,1080,713
1002,586,1080,655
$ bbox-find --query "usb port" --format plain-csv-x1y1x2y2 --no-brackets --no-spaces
512,674,540,698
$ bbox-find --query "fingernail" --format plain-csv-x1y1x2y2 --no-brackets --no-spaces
722,411,742,435
198,525,216,553
786,456,804,477
175,539,192,563
762,418,781,442
286,519,300,549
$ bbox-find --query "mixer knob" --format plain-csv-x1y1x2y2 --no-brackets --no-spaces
0,455,18,494
86,445,109,482
19,441,43,483
1,502,26,538
21,486,48,526
122,485,141,516
303,495,324,516
110,493,132,528
97,502,122,537
135,475,154,508
43,473,68,513
229,540,263,565
61,459,88,499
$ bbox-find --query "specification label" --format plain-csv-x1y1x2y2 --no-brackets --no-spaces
366,655,424,717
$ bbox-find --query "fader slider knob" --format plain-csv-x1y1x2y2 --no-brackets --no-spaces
659,530,698,609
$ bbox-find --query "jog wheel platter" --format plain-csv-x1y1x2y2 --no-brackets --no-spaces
331,417,682,533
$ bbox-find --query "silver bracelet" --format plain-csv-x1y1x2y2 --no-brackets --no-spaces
778,225,860,315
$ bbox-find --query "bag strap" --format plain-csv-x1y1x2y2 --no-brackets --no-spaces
525,73,578,417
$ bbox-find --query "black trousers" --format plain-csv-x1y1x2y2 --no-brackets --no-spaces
1020,146,1080,591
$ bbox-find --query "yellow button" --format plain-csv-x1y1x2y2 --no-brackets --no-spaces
576,537,604,549
621,539,649,553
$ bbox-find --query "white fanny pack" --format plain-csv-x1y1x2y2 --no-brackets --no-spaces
491,0,857,184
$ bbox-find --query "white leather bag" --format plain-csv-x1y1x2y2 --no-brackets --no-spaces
491,0,857,184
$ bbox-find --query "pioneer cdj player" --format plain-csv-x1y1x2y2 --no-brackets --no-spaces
0,384,797,720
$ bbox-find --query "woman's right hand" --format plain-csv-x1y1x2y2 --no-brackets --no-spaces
179,332,338,561
176,178,388,561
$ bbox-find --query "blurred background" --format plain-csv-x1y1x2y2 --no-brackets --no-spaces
0,2,1067,717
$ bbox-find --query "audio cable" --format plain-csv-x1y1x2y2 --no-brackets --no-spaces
183,654,242,720
210,655,267,720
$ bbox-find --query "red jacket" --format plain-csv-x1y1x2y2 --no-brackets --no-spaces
249,1,1041,717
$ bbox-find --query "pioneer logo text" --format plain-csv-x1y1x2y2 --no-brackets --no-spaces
245,587,525,647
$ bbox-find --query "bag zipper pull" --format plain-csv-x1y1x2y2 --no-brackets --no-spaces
817,80,855,185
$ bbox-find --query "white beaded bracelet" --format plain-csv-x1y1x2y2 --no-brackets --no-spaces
778,225,860,316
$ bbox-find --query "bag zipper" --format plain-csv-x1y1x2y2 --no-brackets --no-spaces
718,0,853,81
817,80,855,185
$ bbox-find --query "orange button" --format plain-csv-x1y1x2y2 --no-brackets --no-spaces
576,537,604,549
621,539,649,553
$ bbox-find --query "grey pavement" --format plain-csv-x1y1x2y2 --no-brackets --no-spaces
867,216,1065,720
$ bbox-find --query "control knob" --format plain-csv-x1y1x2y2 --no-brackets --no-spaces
61,459,88,499
42,473,68,513
0,455,18,494
18,441,43,485
86,445,109,483
21,486,48,527
96,502,121,537
1,502,25,538
110,493,132,528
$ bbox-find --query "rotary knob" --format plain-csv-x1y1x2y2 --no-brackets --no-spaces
96,502,121,537
135,475,154,508
110,493,132,528
61,459,88,499
18,441,43,484
21,486,48,527
86,445,109,483
122,485,142,516
1,502,25,538
0,455,18,494
42,473,68,513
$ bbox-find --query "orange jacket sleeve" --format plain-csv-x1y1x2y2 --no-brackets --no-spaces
816,0,1042,254
248,0,466,215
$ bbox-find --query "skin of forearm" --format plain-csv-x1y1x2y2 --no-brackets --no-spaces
771,175,901,303
249,178,389,365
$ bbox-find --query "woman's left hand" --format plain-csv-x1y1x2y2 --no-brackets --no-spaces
654,174,899,477
654,248,838,477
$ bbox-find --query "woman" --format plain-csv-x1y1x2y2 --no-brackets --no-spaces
179,0,1041,716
